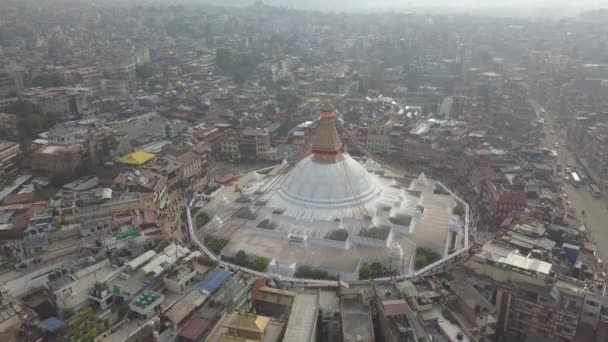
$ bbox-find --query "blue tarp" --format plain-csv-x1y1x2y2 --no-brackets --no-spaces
40,317,64,332
197,269,232,295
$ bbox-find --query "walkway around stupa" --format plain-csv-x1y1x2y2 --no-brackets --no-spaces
186,179,473,286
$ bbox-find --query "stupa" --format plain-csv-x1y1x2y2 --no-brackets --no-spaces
202,98,467,280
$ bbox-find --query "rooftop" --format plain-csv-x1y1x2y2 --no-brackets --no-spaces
119,150,155,165
283,292,319,342
341,298,374,342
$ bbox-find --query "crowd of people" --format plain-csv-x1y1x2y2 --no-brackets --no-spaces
441,175,499,246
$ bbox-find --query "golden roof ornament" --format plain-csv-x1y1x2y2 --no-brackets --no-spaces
320,96,335,113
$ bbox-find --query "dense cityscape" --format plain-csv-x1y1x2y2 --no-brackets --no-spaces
1,1,608,341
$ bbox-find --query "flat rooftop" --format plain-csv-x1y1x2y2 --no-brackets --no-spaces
283,292,319,342
341,299,374,342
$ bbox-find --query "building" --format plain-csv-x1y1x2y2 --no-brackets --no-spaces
0,69,20,99
482,180,527,220
341,297,375,342
221,130,241,161
0,298,39,341
586,124,608,191
118,150,155,166
240,128,271,161
22,88,71,115
0,141,19,179
223,312,284,342
31,144,85,175
129,291,165,319
366,134,391,155
163,266,198,294
201,98,469,280
283,292,319,342
495,286,579,341
175,148,209,180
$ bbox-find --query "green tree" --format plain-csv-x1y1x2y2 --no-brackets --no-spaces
235,250,247,266
6,100,57,141
135,63,154,82
370,261,383,278
406,67,424,91
294,265,333,280
276,92,301,111
215,48,232,70
358,263,372,280
196,213,210,228
414,247,441,270
215,49,261,83
97,136,119,164
453,203,465,217
31,72,64,88
155,238,175,252
252,256,269,272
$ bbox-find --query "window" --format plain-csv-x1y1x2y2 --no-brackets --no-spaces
583,311,596,318
586,300,599,307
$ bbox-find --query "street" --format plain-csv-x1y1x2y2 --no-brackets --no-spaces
534,101,608,262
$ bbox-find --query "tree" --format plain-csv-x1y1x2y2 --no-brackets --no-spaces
358,263,372,280
252,256,269,272
196,213,210,228
453,203,465,217
135,63,154,82
215,48,232,70
215,49,261,83
31,72,64,88
295,265,334,280
97,136,119,164
235,250,247,266
414,247,441,270
6,100,57,141
406,67,424,91
155,238,175,252
370,261,383,278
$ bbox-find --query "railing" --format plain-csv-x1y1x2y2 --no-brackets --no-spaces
186,180,473,285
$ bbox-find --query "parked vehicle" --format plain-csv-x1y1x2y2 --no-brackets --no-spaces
589,183,601,198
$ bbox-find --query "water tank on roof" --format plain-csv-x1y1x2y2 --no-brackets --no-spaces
102,188,112,200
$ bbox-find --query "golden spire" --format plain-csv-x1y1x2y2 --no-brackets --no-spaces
312,96,342,157
319,96,336,119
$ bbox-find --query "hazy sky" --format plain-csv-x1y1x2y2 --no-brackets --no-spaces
200,0,607,17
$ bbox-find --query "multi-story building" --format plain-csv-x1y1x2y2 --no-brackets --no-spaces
496,287,579,341
100,78,131,96
22,88,71,115
0,141,20,179
221,130,241,161
567,114,596,155
176,146,210,180
467,249,580,341
586,123,608,189
366,134,391,155
0,69,20,99
31,144,85,175
240,128,271,161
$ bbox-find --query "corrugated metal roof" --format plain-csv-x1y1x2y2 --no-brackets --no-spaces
40,317,64,332
197,269,232,295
